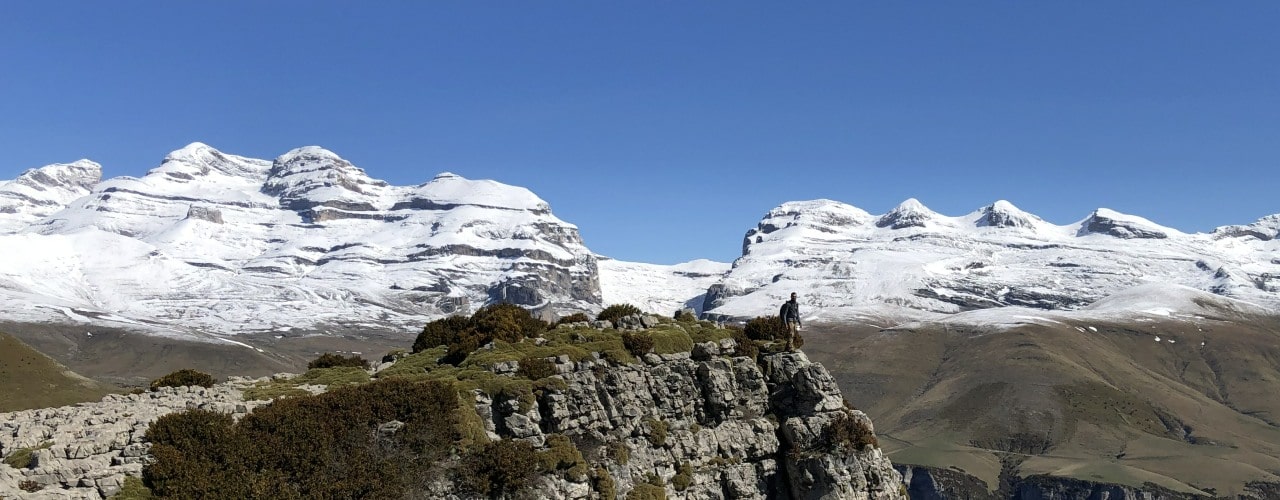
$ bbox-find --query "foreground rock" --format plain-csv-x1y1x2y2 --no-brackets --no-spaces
2,343,904,499
0,378,268,499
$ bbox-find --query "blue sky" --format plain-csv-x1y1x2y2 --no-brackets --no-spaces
2,2,1276,264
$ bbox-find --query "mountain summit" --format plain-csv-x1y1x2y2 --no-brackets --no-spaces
0,144,600,340
703,199,1280,321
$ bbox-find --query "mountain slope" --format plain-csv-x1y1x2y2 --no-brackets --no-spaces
0,331,114,412
802,285,1280,497
0,143,601,340
597,257,729,315
704,199,1280,321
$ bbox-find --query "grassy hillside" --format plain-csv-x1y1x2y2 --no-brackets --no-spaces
0,331,115,412
804,313,1280,498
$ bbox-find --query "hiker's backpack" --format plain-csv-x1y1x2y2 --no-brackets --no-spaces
779,302,788,323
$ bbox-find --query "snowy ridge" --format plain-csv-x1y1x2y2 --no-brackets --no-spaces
0,143,600,340
598,258,730,316
706,199,1280,323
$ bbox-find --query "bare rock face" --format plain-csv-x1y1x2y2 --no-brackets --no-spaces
0,378,269,499
445,342,905,499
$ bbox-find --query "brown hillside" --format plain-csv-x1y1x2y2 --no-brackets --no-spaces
0,331,115,412
804,313,1280,498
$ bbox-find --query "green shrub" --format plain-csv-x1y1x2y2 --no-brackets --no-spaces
413,314,474,353
414,304,547,363
144,378,461,499
729,327,759,360
593,466,617,499
471,303,548,343
645,418,668,447
307,352,370,370
598,304,642,323
627,480,667,499
743,316,788,341
673,309,697,322
556,312,590,325
113,474,155,499
539,434,589,482
461,438,540,495
608,441,631,465
517,355,556,380
2,441,52,469
672,461,693,491
149,369,216,390
823,411,879,452
622,332,655,356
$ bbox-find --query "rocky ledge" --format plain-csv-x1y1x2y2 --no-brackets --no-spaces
2,341,903,499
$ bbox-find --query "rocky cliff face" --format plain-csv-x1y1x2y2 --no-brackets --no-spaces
0,143,601,339
0,344,903,499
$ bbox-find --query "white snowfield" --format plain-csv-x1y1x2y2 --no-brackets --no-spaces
0,143,599,341
2,144,1277,344
703,198,1280,324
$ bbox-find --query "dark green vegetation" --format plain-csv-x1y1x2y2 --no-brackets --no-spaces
144,378,459,498
306,352,369,370
142,304,742,498
149,369,216,390
597,303,642,323
803,312,1280,498
0,331,114,412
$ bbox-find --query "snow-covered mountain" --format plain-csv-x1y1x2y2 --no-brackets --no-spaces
0,143,600,339
703,198,1280,322
597,258,729,316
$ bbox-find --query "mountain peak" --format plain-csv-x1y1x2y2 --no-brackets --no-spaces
156,142,269,181
876,198,939,229
1078,208,1173,239
975,200,1043,229
8,160,102,192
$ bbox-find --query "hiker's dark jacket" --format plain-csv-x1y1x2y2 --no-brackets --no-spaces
781,300,801,325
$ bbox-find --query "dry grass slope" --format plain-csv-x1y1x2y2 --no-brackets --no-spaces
0,331,114,412
804,314,1280,498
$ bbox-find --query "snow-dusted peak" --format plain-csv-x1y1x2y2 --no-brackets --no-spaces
7,160,102,192
263,146,389,210
876,198,942,229
0,160,103,232
1077,208,1176,239
973,200,1046,229
1213,214,1280,241
409,172,551,212
153,142,270,181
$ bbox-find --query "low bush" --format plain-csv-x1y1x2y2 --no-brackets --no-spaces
644,418,668,447
627,480,667,500
412,304,548,363
743,316,789,341
823,411,879,452
307,352,370,370
18,480,42,492
672,461,693,491
143,378,461,498
517,355,556,380
149,369,215,390
622,332,655,356
729,327,759,360
2,441,51,469
593,466,617,499
598,303,642,323
460,438,540,495
673,309,697,322
608,441,631,465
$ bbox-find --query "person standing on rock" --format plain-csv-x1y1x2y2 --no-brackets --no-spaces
780,292,802,351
